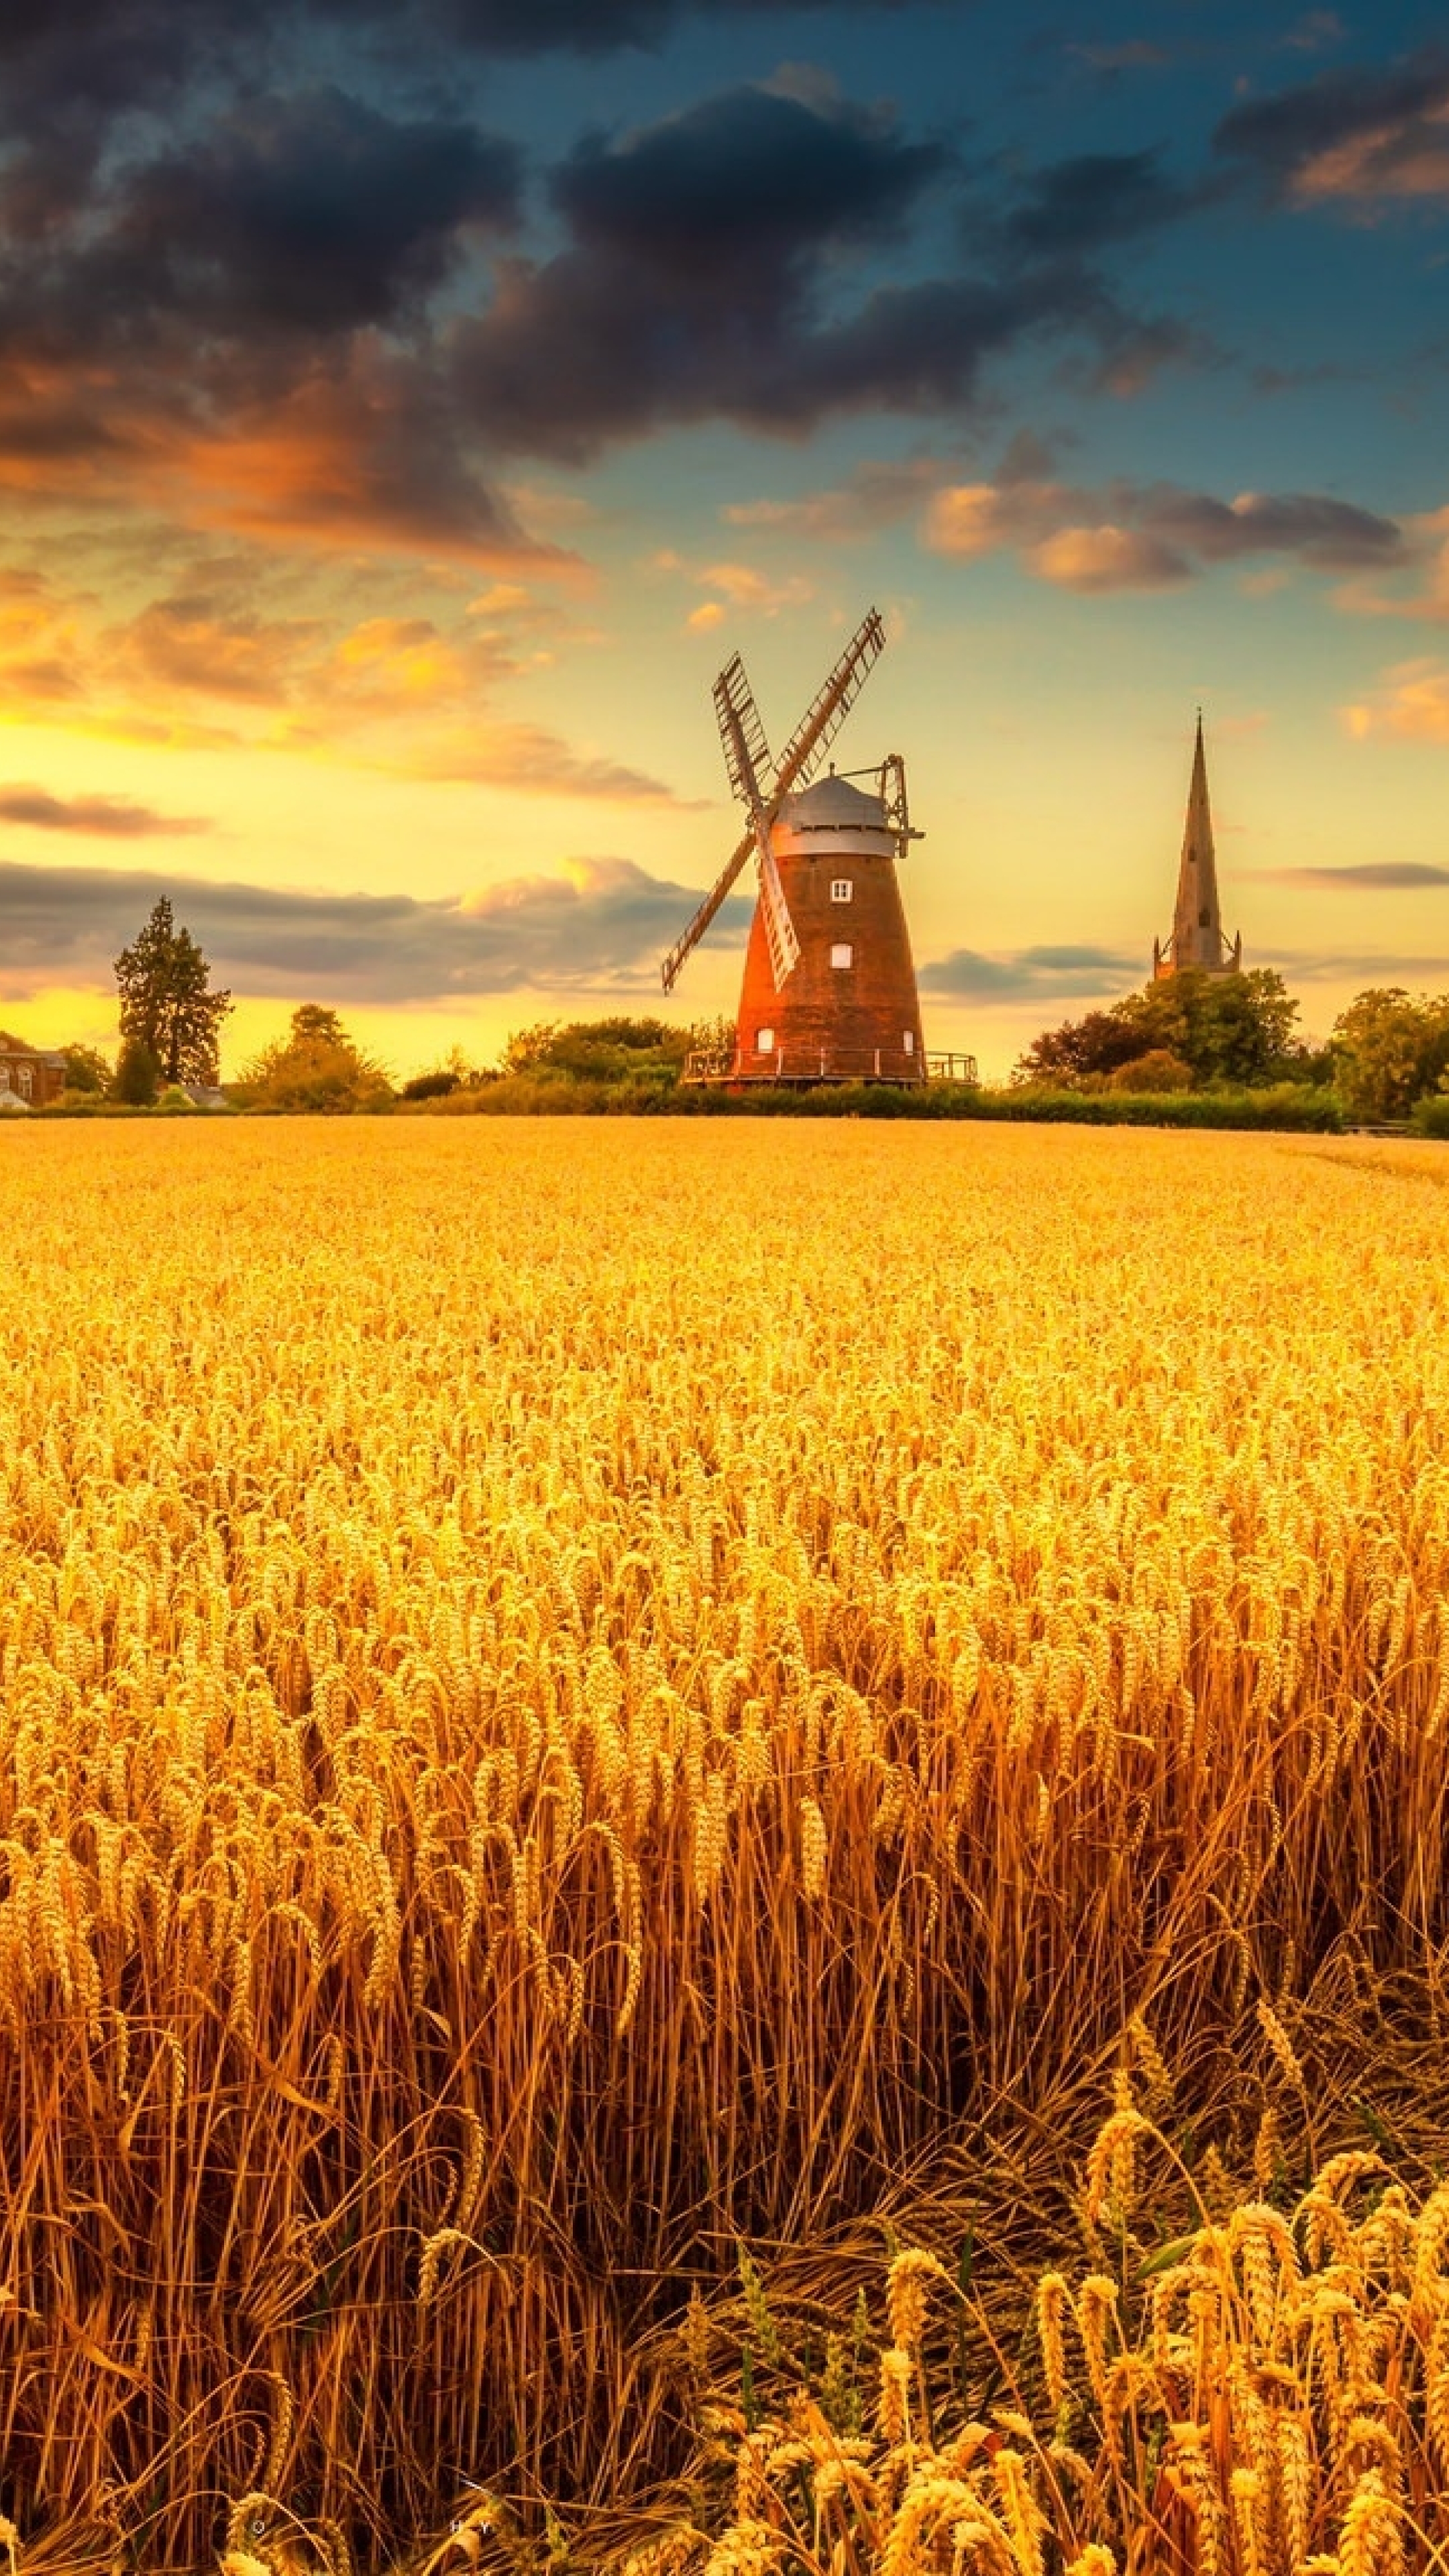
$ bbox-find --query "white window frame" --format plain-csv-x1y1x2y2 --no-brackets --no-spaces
830,943,853,971
16,1063,32,1097
830,878,853,904
755,1027,775,1054
903,1030,915,1056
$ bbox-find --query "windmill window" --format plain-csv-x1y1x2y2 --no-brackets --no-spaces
830,879,853,903
755,1028,775,1054
830,943,853,971
903,1030,915,1056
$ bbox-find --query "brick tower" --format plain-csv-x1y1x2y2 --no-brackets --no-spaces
1152,714,1242,979
732,770,924,1082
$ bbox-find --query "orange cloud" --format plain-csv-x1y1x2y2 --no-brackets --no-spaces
921,482,1013,558
329,617,471,704
1343,660,1449,743
1029,522,1188,591
1293,97,1449,205
113,596,323,703
696,562,814,612
395,720,696,805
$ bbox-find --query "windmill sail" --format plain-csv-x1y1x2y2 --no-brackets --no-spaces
756,839,800,989
714,654,773,806
660,829,755,996
770,608,886,798
716,678,800,991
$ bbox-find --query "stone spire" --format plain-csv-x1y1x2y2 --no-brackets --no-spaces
1152,713,1242,979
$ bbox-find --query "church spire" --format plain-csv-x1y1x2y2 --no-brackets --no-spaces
1152,712,1242,979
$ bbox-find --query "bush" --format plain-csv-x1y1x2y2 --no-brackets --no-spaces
114,1037,161,1107
401,1069,462,1101
1411,1091,1449,1138
1108,1049,1195,1093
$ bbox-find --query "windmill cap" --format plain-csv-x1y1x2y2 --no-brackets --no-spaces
780,772,887,830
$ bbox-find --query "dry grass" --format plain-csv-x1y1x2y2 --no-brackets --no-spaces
1,1122,1448,2571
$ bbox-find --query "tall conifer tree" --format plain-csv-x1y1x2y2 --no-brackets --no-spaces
113,899,231,1085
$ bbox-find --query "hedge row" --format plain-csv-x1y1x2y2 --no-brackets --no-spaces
416,1077,1346,1130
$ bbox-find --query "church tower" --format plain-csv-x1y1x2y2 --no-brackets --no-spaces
1152,714,1242,979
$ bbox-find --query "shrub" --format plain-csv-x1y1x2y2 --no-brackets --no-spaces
1108,1049,1194,1092
401,1069,462,1100
113,1036,161,1106
1411,1090,1449,1138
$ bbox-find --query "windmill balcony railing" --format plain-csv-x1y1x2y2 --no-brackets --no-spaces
681,1044,978,1087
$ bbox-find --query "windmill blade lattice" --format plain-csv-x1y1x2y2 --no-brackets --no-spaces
769,607,886,801
713,655,775,808
714,662,800,992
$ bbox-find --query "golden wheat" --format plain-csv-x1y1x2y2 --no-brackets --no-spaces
0,1120,1448,2569
696,2122,1449,2576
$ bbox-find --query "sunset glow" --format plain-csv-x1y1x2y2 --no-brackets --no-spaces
1,1,1446,1077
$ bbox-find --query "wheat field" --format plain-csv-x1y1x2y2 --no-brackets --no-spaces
3,1120,1449,2575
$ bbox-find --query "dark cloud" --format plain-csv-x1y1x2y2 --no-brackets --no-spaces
919,944,1137,1000
1139,486,1403,570
449,87,1108,459
0,33,1219,549
1264,863,1449,888
924,472,1405,588
0,90,519,354
1007,150,1207,254
0,0,934,76
0,786,210,835
0,855,749,1002
1276,947,1449,981
111,90,521,338
1214,52,1449,201
421,0,936,46
552,83,941,265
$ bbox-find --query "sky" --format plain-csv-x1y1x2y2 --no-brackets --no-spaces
0,0,1446,1080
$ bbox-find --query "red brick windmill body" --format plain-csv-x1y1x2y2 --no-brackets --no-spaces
662,608,928,1085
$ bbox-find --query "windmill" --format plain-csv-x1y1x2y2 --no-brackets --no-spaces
663,608,931,1085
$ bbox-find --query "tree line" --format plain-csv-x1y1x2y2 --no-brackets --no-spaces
1014,967,1449,1127
25,896,1449,1130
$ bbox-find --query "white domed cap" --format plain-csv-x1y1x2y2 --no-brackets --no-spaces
780,773,886,830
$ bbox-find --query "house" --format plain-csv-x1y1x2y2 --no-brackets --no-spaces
0,1032,66,1108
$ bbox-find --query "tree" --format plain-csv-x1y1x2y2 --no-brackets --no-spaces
1015,969,1303,1091
114,898,232,1084
502,1016,688,1079
237,1006,393,1114
1014,1010,1148,1087
500,1017,719,1083
114,1037,160,1106
61,1043,111,1096
1331,988,1449,1120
